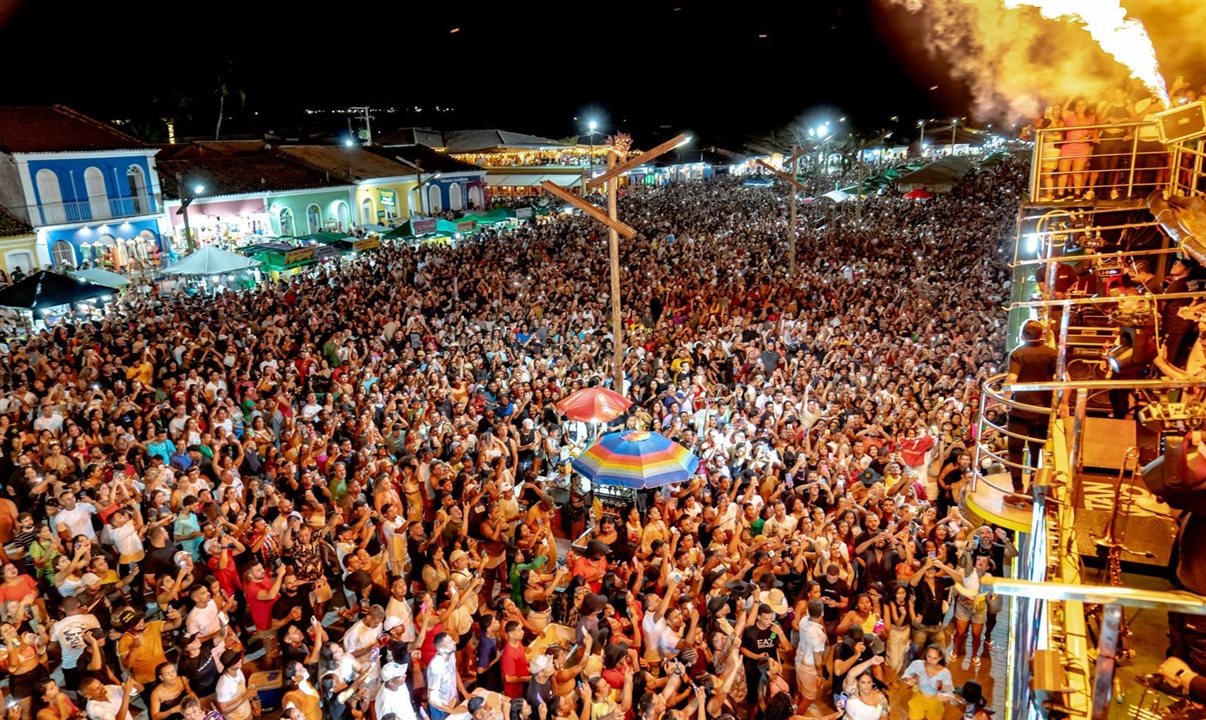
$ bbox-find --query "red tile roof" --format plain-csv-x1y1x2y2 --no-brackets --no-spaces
0,207,32,238
156,144,351,199
0,105,148,154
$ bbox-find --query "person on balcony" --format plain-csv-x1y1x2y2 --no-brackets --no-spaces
1003,320,1057,500
1056,98,1098,201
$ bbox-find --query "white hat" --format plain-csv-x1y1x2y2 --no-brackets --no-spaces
381,662,407,681
383,616,405,632
80,572,101,588
522,418,534,430
529,654,553,675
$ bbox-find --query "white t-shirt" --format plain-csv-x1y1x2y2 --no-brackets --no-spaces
187,600,227,655
55,504,98,540
50,613,101,669
216,670,252,720
85,685,125,720
111,523,144,561
795,618,827,669
375,685,419,720
342,618,382,658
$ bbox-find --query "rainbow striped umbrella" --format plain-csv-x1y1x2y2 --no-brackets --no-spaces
572,430,700,489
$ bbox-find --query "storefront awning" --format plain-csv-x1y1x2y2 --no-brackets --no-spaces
485,173,584,188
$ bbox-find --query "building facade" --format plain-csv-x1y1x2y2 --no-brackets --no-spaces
0,106,169,270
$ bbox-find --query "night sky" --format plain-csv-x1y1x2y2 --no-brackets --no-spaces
0,0,963,147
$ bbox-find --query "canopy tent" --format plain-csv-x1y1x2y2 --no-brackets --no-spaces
292,232,349,245
253,245,318,272
384,218,441,240
904,188,934,200
161,246,261,276
358,224,391,233
69,267,130,289
820,189,851,203
0,270,114,310
896,156,974,194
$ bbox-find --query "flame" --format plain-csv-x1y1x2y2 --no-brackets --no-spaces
1002,0,1168,107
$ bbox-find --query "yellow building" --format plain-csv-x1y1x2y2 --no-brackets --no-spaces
275,146,420,226
0,207,39,281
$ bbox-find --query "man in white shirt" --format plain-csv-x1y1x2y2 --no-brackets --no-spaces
54,491,97,541
215,651,257,720
186,585,228,658
343,604,386,662
81,677,137,720
49,597,101,687
794,599,827,715
376,662,420,720
385,578,416,643
426,632,467,720
33,405,64,434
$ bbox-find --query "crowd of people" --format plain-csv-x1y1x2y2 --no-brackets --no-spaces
0,159,1030,720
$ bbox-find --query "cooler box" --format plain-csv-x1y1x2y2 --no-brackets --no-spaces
249,670,284,711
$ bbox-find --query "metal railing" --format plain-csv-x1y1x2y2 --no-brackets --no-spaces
4,193,162,227
1030,121,1206,203
973,372,1053,498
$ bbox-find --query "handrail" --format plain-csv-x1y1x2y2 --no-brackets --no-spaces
1011,244,1182,269
982,373,1056,415
1034,120,1156,133
983,577,1206,614
1009,288,1206,308
1007,378,1205,391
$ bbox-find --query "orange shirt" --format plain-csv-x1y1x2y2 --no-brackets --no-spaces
117,621,167,684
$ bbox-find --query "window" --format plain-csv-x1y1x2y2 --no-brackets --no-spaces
360,198,374,225
428,185,442,213
36,169,64,225
335,201,350,230
278,207,295,236
449,183,463,211
50,240,75,268
83,167,108,220
306,204,322,233
468,185,484,209
127,165,149,215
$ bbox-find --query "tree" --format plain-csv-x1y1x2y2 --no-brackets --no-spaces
214,59,246,141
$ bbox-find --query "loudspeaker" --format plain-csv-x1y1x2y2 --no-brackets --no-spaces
1154,101,1206,144
1067,357,1106,381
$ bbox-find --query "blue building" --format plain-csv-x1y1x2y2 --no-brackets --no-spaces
0,106,168,270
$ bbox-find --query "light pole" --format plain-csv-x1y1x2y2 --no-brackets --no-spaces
175,173,205,252
917,119,927,156
755,150,807,277
587,120,599,183
950,117,959,156
541,133,691,391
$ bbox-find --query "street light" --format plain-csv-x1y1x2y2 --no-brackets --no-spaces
917,119,927,156
950,117,959,156
543,132,691,391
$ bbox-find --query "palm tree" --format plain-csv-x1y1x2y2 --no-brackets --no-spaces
214,59,246,141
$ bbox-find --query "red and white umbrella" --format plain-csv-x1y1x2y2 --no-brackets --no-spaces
555,386,632,423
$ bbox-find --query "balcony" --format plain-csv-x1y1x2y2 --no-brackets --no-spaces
17,193,162,227
1028,119,1206,206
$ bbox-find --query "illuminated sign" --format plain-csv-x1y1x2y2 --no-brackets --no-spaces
284,247,316,265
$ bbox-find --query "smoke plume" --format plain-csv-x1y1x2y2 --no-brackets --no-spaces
883,0,1201,123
